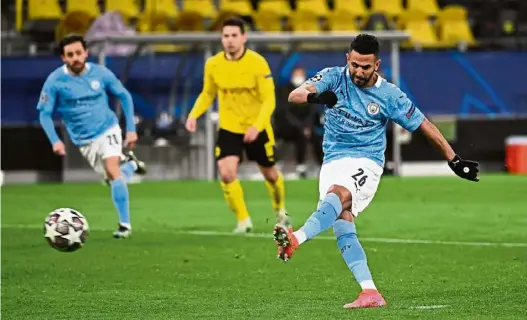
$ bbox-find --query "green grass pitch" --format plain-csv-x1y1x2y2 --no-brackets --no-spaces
2,175,527,319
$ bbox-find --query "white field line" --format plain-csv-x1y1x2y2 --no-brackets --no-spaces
3,224,527,248
411,305,450,310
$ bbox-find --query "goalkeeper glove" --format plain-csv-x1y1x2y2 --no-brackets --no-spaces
307,91,338,108
448,154,480,182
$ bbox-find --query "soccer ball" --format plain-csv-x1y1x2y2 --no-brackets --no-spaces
44,208,89,252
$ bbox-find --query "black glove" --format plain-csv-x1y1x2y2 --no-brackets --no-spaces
307,91,338,108
448,154,480,182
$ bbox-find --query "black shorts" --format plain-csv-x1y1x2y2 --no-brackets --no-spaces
215,128,276,167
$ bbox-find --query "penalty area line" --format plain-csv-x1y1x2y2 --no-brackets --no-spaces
3,224,527,248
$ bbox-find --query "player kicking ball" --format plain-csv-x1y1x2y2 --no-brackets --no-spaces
37,34,146,239
273,34,479,309
186,17,289,232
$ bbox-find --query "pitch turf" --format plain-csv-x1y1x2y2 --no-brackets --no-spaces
2,175,527,319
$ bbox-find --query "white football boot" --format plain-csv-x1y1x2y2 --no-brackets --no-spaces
113,224,132,239
233,217,253,233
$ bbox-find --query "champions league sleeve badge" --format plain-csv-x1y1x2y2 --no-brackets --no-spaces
309,73,323,83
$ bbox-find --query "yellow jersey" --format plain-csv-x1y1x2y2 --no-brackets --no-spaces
188,49,276,134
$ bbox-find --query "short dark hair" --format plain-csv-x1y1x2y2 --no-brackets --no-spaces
221,16,246,34
58,34,87,55
349,34,380,57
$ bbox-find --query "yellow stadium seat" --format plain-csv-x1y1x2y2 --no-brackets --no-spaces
66,0,100,18
175,11,205,31
290,9,326,50
220,0,253,16
182,0,217,19
291,9,321,32
437,5,476,47
333,0,367,17
106,0,140,19
28,0,63,20
144,0,179,17
398,10,440,48
254,10,283,31
258,0,292,17
371,0,403,18
296,0,330,17
142,14,179,51
328,10,360,32
407,0,439,17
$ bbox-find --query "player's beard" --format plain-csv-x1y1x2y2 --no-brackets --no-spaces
351,72,375,87
68,61,86,75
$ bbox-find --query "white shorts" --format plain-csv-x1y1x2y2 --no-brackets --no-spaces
79,125,123,176
318,157,383,217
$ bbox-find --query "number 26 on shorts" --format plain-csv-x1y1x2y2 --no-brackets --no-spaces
352,168,368,190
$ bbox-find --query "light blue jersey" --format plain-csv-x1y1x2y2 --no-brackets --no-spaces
37,62,135,146
305,66,425,167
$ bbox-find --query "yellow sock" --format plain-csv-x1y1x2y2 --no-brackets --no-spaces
264,172,286,214
220,180,250,222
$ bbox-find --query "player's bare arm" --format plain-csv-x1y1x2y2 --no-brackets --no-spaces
289,84,338,107
288,84,316,104
419,118,480,182
418,118,456,161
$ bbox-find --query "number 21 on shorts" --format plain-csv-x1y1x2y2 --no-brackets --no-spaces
107,134,119,146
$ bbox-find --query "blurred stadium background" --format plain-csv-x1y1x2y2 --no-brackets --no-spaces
2,0,527,183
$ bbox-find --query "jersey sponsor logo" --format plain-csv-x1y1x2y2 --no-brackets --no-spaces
309,73,323,83
91,80,101,90
335,108,375,129
406,104,416,119
40,93,48,103
367,102,380,115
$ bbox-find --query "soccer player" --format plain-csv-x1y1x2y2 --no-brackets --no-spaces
37,34,147,239
185,17,288,232
273,34,480,309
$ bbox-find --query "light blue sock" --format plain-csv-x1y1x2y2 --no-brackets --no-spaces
110,177,131,226
300,193,342,241
120,162,136,181
333,219,373,285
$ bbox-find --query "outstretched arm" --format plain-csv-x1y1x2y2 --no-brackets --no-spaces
418,118,480,182
390,93,479,182
418,118,456,161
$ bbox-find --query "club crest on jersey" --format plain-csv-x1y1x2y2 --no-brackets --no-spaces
309,73,323,83
91,80,101,90
367,102,380,115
